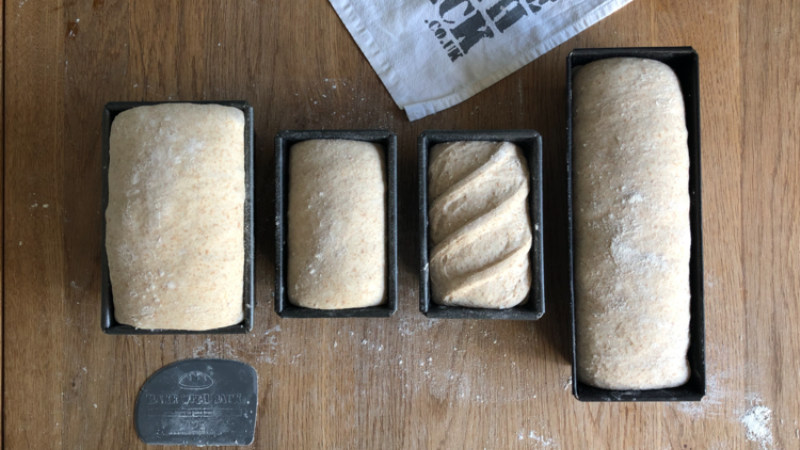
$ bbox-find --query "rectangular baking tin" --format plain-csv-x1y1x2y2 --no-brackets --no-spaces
567,47,705,401
101,101,255,335
274,130,398,318
418,130,545,320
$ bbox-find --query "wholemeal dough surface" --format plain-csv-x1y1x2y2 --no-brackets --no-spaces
106,103,245,330
574,58,691,390
428,141,532,308
288,140,386,309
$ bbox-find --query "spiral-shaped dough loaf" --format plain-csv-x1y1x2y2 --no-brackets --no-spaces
428,141,532,309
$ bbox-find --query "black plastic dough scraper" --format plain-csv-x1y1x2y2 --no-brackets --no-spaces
135,359,258,446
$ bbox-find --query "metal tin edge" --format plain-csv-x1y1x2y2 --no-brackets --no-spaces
101,100,255,335
567,47,705,402
274,129,399,319
418,130,545,320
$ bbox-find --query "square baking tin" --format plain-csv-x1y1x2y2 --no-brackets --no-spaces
418,130,545,320
567,47,705,401
274,130,398,318
101,101,255,335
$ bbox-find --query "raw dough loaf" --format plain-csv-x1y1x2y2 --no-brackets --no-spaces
106,103,245,330
574,58,691,390
287,140,386,309
428,141,532,308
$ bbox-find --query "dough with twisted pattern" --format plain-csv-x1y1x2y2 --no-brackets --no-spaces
428,141,532,309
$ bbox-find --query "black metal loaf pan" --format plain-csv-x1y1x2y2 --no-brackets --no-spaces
567,47,705,401
101,101,255,335
274,130,398,318
418,130,545,320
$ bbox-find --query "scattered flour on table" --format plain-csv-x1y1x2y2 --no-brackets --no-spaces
675,372,726,418
323,78,347,91
192,338,222,358
528,430,556,447
517,428,557,448
424,361,537,404
740,405,774,449
675,343,734,418
398,318,440,336
264,324,281,336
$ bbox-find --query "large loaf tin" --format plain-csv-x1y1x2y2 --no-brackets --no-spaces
274,130,398,318
567,48,705,401
101,101,255,335
418,130,545,320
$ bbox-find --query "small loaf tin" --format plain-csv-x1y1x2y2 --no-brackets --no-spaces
101,101,255,335
567,48,705,401
274,130,398,318
418,130,545,320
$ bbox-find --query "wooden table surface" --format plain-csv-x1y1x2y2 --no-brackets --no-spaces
4,0,799,449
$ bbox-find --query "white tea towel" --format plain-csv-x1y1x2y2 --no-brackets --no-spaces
328,0,634,121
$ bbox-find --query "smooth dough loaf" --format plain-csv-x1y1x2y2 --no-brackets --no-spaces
574,58,692,390
287,140,386,309
428,141,532,309
106,103,246,330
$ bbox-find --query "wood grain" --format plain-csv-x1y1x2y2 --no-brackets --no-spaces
3,0,799,449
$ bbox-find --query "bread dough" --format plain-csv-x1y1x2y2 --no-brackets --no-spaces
574,58,691,390
106,103,245,330
287,140,386,309
428,141,532,308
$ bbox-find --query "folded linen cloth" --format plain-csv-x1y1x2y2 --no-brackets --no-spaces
328,0,634,120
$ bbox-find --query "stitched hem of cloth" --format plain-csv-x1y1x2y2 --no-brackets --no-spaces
330,0,633,121
403,0,633,121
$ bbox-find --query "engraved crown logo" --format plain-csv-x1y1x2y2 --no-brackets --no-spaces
178,371,214,390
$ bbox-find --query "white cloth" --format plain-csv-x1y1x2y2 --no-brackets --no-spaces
328,0,634,121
